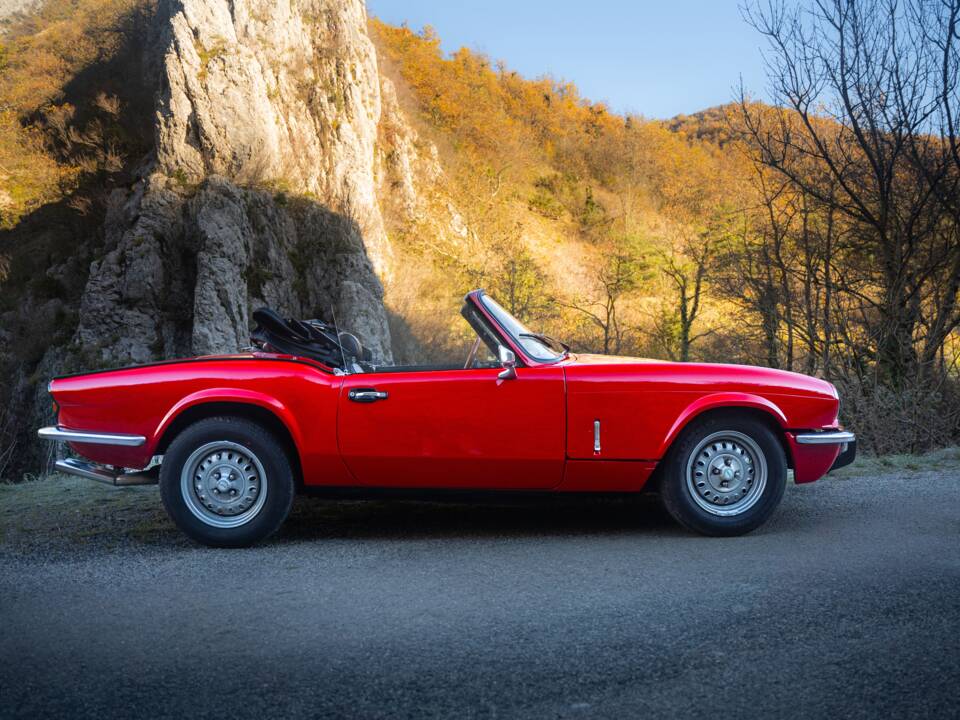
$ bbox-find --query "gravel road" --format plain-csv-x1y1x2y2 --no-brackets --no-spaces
1,468,958,719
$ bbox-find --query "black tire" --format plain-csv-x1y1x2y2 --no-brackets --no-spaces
160,416,295,548
659,413,787,536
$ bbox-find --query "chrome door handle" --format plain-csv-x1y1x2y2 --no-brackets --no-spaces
348,389,389,403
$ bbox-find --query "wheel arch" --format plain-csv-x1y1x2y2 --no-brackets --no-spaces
154,396,304,486
657,394,794,469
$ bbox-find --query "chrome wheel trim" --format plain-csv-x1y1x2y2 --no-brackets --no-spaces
180,441,268,529
685,430,767,517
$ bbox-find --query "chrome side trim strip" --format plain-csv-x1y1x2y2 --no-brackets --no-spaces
795,430,856,445
38,426,146,447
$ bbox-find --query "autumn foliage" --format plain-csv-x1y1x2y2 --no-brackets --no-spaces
0,0,149,228
372,11,960,453
371,20,751,364
0,3,957,456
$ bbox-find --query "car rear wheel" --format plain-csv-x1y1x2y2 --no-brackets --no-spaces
160,416,295,548
659,413,787,536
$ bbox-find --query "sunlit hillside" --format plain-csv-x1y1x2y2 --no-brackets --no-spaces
371,17,960,456
0,0,150,229
371,20,752,365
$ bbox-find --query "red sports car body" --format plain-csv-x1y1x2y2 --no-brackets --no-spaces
39,290,855,546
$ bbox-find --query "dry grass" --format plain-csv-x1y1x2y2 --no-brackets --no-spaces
1,448,956,551
0,473,178,550
828,446,960,479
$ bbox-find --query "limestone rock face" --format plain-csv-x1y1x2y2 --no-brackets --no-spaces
376,74,468,248
74,0,393,366
156,0,391,273
377,76,443,221
1,0,435,476
75,180,190,364
0,0,39,23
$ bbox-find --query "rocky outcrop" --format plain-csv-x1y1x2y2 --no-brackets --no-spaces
2,0,406,477
0,0,39,24
75,0,393,366
154,0,391,273
376,76,443,221
375,74,468,248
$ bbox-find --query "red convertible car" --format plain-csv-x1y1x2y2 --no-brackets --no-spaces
38,290,855,547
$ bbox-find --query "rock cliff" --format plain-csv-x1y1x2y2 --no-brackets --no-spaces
78,0,393,366
1,0,411,476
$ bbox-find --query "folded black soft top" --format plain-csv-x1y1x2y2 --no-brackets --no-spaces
250,307,371,370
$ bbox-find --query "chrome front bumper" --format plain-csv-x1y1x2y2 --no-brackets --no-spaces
794,430,856,445
38,426,146,447
795,430,857,472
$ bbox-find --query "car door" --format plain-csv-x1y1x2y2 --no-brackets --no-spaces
337,365,566,490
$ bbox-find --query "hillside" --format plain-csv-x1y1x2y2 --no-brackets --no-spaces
0,0,958,477
0,0,761,478
369,19,960,458
370,21,751,363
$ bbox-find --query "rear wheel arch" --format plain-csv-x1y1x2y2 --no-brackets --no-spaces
159,415,296,547
156,402,303,486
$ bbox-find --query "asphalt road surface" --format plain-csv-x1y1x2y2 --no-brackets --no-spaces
1,469,958,719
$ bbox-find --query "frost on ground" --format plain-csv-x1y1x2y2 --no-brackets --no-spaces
1,446,957,554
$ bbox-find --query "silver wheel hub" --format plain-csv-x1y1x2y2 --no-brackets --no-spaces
180,441,268,529
686,431,767,517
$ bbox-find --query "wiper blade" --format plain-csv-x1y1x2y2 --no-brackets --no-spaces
519,332,569,354
540,334,570,352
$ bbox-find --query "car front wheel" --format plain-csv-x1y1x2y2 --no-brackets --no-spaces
659,413,787,536
160,416,295,548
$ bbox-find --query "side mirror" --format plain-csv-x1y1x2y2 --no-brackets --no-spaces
498,346,517,380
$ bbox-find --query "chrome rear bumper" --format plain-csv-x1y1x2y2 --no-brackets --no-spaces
38,426,146,447
55,458,158,486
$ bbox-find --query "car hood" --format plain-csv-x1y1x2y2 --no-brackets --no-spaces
565,353,837,398
568,353,658,365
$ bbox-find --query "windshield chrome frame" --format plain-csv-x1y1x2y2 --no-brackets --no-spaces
472,290,567,366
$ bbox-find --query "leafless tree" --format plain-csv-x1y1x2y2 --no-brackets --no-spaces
738,0,960,386
565,237,645,354
652,237,712,362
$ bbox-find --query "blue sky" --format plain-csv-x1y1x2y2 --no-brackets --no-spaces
367,0,768,120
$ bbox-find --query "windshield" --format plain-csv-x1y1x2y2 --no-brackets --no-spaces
479,294,566,361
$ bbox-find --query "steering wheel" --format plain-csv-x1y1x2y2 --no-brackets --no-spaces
464,337,481,369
